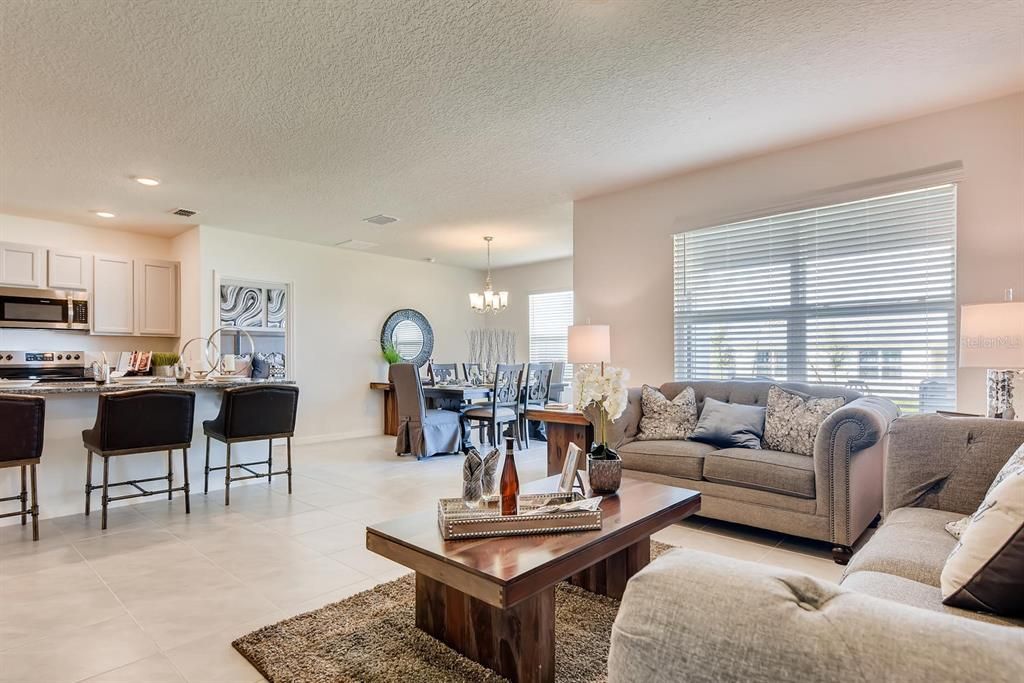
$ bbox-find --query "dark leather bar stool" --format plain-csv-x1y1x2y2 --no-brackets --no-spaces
82,389,195,530
203,384,299,505
0,394,45,541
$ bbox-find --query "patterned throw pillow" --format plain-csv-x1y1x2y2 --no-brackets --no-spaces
945,442,1024,539
940,467,1024,616
637,385,698,441
762,385,845,457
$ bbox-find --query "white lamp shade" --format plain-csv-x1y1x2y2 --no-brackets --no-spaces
568,324,611,364
959,302,1024,368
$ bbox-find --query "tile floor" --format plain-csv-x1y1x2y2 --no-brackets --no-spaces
0,436,849,683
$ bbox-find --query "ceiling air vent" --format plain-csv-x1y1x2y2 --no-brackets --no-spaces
335,239,379,251
363,214,399,226
171,208,198,217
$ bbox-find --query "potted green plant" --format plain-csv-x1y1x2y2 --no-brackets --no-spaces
381,342,402,365
151,352,180,378
573,364,629,493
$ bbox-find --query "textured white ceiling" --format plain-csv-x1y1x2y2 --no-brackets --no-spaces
1,0,1021,268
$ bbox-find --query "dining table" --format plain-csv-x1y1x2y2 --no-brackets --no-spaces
369,381,566,437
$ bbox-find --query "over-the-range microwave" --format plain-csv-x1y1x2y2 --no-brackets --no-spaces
0,287,90,330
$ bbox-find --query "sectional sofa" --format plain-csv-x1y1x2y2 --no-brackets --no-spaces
607,414,1024,682
596,380,899,562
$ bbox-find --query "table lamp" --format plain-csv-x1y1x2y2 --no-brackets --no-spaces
959,296,1024,419
568,324,611,374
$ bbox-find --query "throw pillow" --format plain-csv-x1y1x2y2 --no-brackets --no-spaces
945,442,1024,539
940,467,1024,616
763,385,846,457
637,385,698,440
689,397,766,450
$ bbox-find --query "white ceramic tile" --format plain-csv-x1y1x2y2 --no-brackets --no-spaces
0,615,157,683
81,653,186,682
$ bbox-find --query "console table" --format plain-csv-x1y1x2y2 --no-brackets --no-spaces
524,407,594,476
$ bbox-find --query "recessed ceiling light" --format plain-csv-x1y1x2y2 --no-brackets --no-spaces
94,211,116,218
133,176,161,187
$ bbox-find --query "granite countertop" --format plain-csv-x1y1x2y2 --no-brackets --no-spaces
0,378,296,396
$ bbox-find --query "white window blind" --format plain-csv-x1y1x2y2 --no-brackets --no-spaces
673,184,957,413
529,291,574,382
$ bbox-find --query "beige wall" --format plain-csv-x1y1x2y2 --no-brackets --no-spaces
483,257,574,362
192,226,484,440
573,93,1024,415
0,213,178,353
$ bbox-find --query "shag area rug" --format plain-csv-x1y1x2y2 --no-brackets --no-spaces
233,541,676,682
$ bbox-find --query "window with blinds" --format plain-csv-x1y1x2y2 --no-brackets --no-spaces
673,184,957,413
529,290,574,382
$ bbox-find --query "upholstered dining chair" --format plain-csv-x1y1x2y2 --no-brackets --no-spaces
427,362,458,385
518,364,553,449
391,363,463,460
462,363,524,450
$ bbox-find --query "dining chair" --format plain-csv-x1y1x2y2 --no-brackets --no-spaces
518,364,553,449
391,363,463,460
428,362,459,386
462,363,484,384
462,363,524,450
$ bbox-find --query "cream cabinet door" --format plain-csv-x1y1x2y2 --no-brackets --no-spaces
135,259,179,336
91,255,135,335
0,242,45,288
47,250,92,290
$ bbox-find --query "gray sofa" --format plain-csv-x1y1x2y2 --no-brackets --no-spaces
597,380,899,561
607,414,1024,683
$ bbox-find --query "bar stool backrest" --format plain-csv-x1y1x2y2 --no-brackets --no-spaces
92,389,196,452
0,394,45,462
213,385,299,440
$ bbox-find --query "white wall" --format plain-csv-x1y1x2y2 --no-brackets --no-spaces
574,93,1024,415
484,257,574,362
193,226,485,440
0,213,178,353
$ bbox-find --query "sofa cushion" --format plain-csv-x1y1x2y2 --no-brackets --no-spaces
946,441,1024,539
702,447,815,499
763,385,845,457
690,398,766,449
844,507,962,587
637,385,697,441
941,468,1024,616
618,439,716,480
842,571,1024,627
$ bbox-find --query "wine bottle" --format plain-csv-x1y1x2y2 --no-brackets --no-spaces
500,436,520,516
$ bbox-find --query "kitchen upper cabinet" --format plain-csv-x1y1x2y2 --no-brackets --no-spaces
92,255,135,335
135,259,179,336
47,250,92,290
0,242,45,288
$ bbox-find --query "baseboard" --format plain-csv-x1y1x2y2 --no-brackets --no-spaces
291,429,383,445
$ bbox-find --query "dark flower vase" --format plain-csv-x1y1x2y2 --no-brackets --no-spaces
587,444,622,494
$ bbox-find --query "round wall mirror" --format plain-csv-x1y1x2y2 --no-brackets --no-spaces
381,309,434,368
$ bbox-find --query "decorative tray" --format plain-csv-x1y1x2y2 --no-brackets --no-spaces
437,492,602,540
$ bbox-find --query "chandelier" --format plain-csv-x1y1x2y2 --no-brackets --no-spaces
469,236,508,314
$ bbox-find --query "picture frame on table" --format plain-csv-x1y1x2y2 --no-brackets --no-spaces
558,442,585,493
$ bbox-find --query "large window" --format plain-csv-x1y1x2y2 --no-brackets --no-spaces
529,290,574,382
673,184,957,413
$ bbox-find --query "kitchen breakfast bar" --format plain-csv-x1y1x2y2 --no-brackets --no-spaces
0,379,298,523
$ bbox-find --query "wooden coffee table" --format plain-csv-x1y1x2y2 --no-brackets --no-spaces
365,475,700,683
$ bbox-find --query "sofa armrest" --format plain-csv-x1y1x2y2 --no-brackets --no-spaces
884,414,1024,516
813,396,899,547
609,549,1024,683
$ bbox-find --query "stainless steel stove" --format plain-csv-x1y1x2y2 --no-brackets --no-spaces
0,350,89,382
